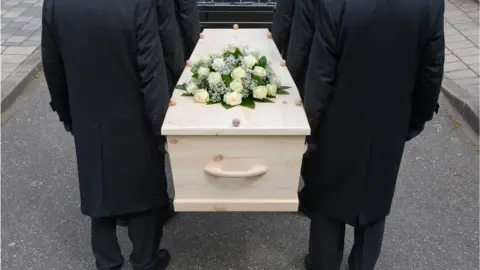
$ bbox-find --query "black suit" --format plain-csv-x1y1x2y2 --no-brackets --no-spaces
42,0,171,268
174,0,201,60
302,0,444,269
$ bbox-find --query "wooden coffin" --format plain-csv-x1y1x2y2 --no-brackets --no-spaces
162,28,310,212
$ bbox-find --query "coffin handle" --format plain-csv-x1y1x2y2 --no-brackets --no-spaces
204,164,268,178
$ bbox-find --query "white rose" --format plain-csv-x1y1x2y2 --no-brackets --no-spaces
193,89,209,103
228,44,238,53
253,86,268,99
211,58,225,71
244,55,257,68
198,67,210,78
230,80,243,93
202,54,211,62
223,92,243,106
275,78,282,88
253,66,267,77
207,72,222,85
186,82,199,94
246,47,256,55
266,84,277,96
231,67,246,80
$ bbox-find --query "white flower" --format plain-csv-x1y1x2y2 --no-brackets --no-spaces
186,82,199,94
228,44,238,53
198,67,210,78
231,67,246,80
266,84,277,96
223,92,243,106
245,46,257,55
253,86,268,99
211,58,225,71
275,78,282,88
194,89,209,103
244,55,257,68
202,54,211,62
253,66,267,77
230,80,243,93
207,72,222,85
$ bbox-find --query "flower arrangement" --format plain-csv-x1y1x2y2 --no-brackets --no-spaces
176,44,291,109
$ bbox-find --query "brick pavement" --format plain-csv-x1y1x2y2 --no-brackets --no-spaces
443,0,479,132
1,0,43,111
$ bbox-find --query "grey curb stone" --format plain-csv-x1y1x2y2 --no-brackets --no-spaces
441,77,479,134
1,47,42,113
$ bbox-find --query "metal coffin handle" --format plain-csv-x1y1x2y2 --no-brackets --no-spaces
204,163,268,178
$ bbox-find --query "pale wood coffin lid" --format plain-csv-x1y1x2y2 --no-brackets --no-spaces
161,29,310,136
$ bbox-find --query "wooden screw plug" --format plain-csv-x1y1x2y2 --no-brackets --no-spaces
169,98,176,106
233,24,239,30
295,98,302,106
232,118,240,127
280,60,287,67
199,32,204,39
267,32,272,39
186,60,192,67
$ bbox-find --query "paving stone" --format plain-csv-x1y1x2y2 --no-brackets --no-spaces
470,63,479,74
454,77,480,87
3,46,36,55
1,54,28,64
21,41,40,47
446,34,469,44
446,69,478,80
2,22,28,34
1,63,18,73
444,61,469,72
444,27,460,36
14,16,34,23
446,14,473,24
6,36,28,43
452,47,480,57
446,40,477,50
2,72,11,82
445,54,461,63
459,55,480,65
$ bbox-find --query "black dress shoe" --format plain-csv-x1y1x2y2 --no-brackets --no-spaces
156,249,171,270
304,254,312,270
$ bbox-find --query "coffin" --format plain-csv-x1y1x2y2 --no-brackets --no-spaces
161,28,310,212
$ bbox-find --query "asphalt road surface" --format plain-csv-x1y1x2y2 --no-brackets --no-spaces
2,74,479,270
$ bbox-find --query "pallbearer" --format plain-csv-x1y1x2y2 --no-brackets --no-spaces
42,0,173,269
301,0,444,269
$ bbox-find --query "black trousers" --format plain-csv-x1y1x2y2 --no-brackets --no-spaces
309,214,386,270
91,208,165,270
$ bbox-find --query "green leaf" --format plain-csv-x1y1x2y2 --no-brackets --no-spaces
277,90,289,95
221,102,233,109
207,100,220,105
252,75,267,86
240,98,255,109
192,73,199,78
222,75,232,87
253,98,274,103
279,85,291,90
176,83,187,90
234,48,243,58
258,56,267,67
181,93,193,96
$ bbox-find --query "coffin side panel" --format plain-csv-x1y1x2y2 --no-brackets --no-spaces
167,135,305,211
